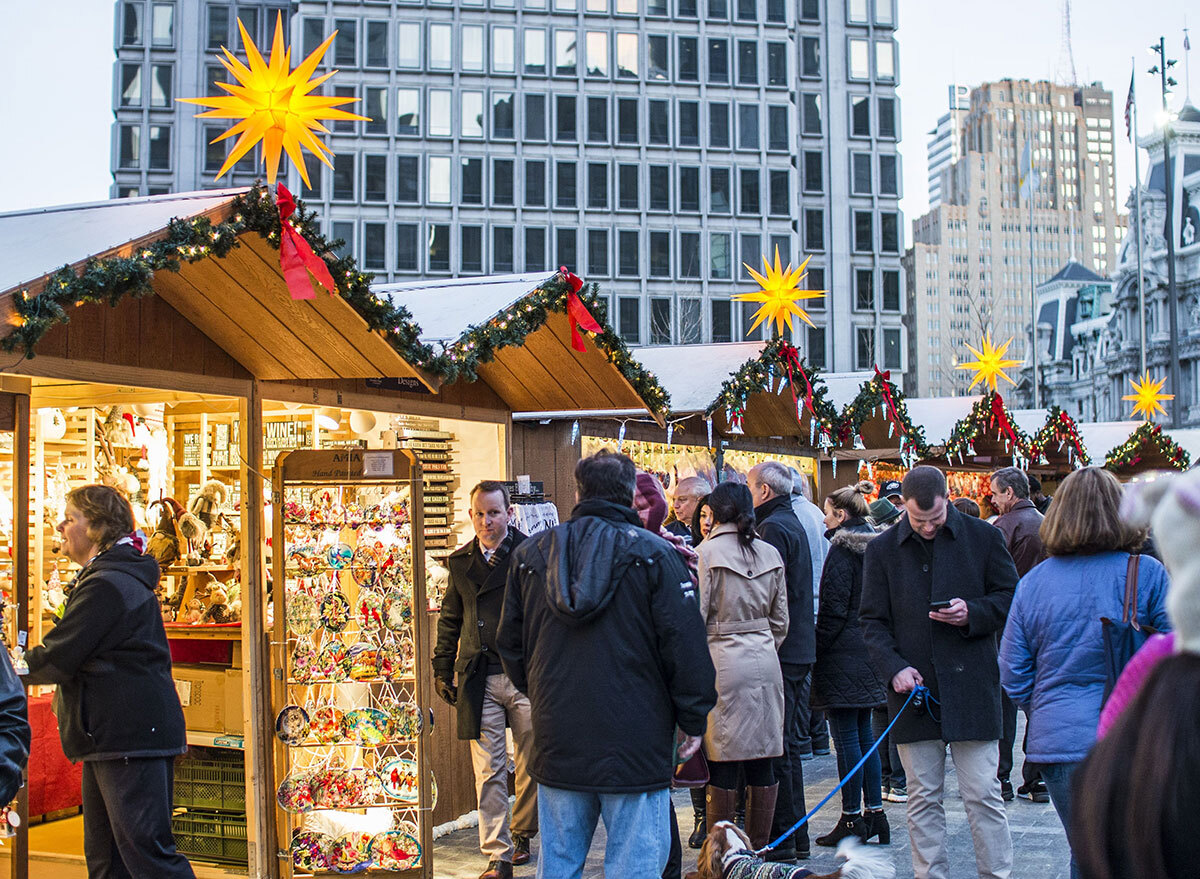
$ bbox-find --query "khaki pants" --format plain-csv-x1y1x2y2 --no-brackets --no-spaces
897,739,1013,879
469,673,538,862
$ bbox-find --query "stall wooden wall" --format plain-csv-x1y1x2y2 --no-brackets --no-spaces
510,421,579,511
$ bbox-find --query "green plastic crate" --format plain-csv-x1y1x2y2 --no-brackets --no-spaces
174,751,246,812
172,808,248,865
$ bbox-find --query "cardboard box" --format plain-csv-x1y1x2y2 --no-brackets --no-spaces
173,666,245,735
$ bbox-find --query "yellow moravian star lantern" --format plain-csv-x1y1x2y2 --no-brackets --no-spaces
1123,372,1173,421
180,13,368,187
733,248,826,336
955,334,1023,392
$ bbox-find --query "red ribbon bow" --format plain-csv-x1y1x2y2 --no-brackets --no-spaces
989,393,1023,453
777,341,814,425
874,366,902,429
276,184,337,300
561,267,601,352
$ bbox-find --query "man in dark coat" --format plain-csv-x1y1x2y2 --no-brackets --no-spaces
497,451,716,879
748,461,814,861
433,481,535,879
989,467,1049,803
860,466,1017,879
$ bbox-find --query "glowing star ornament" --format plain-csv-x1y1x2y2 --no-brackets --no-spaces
733,248,825,337
1123,372,1173,421
955,334,1023,392
180,13,368,187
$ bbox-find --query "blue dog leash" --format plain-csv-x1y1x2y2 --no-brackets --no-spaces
754,684,931,856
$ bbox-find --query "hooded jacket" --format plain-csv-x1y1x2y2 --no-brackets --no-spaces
25,544,185,762
811,521,886,710
497,498,717,793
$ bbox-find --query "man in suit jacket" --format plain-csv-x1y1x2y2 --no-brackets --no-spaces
433,481,534,879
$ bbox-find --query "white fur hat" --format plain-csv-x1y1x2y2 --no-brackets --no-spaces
1125,469,1200,654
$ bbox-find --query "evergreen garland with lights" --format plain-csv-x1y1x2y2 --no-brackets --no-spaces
703,337,838,439
3,185,669,415
1030,406,1090,467
1104,422,1190,472
943,391,1036,465
835,373,930,459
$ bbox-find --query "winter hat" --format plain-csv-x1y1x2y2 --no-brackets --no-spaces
634,472,669,534
1125,470,1200,654
868,498,901,526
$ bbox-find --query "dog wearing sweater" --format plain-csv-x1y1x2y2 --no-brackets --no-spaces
697,822,896,879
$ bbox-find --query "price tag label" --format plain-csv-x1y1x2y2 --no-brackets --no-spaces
362,451,394,477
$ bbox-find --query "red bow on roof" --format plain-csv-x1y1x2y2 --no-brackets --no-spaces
276,184,337,300
874,366,902,429
561,267,601,352
777,341,814,424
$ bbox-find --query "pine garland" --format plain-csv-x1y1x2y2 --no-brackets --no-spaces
835,373,930,459
1104,422,1190,472
4,184,668,414
1030,406,1090,467
943,391,1036,465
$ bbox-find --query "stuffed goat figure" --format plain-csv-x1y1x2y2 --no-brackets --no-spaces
190,480,228,531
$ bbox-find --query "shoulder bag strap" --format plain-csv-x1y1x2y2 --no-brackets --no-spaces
1123,553,1140,626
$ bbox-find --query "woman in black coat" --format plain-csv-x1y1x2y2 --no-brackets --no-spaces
26,485,193,879
811,481,889,848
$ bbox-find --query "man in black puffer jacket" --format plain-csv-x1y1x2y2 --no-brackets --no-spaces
498,451,716,879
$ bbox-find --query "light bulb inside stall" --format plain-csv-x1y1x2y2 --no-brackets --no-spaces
316,408,343,431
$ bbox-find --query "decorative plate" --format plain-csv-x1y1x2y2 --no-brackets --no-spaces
316,641,351,681
370,831,422,870
291,643,319,684
312,768,363,809
276,771,315,813
342,707,389,747
310,705,345,744
286,591,319,636
320,591,351,632
328,831,373,872
275,705,310,745
352,540,382,568
291,830,333,872
288,545,321,574
387,702,422,740
347,643,380,682
379,757,418,802
326,542,354,570
357,589,386,632
381,590,413,634
349,767,384,805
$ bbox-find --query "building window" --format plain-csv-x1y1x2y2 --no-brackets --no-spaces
331,222,354,260
650,297,672,343
882,269,901,311
875,40,895,81
737,0,756,20
709,102,730,148
148,126,170,169
679,167,701,212
712,299,732,341
462,158,483,205
618,230,639,275
334,18,357,66
360,88,386,135
739,169,760,215
800,0,819,19
362,222,387,270
493,93,515,139
333,86,357,133
648,0,668,15
649,100,670,144
851,95,870,137
879,154,899,195
807,325,826,367
709,0,728,19
876,0,894,26
849,38,869,79
554,30,577,76
854,211,873,252
301,18,323,56
855,327,875,369
494,227,515,273
397,23,420,67
120,64,142,107
801,37,820,77
880,212,900,252
806,267,826,307
708,38,729,83
737,41,758,85
679,297,702,342
617,32,639,77
428,155,451,203
710,232,731,278
679,102,700,146
649,165,671,210
679,37,699,80
557,228,578,271
460,91,484,138
586,31,609,77
618,98,638,142
679,233,701,280
555,95,577,141
556,161,577,207
803,151,823,192
649,232,671,277
740,233,762,279
618,164,639,209
849,0,868,23
588,229,609,276
587,96,608,142
802,94,822,135
364,20,388,68
852,153,873,194
429,89,452,137
151,3,174,46
768,169,789,216
396,156,419,203
883,328,902,369
203,125,224,173
679,0,698,15
805,208,824,251
118,124,141,169
364,155,388,202
494,27,516,73
741,301,762,341
493,159,514,205
396,89,420,136
648,35,669,80
855,269,874,310
767,43,787,86
428,224,451,272
767,106,788,151
525,28,546,74
710,167,731,213
737,104,759,150
618,296,640,342
587,162,609,208
429,23,452,69
525,94,547,140
122,2,144,45
524,227,546,272
878,97,897,138
396,224,419,271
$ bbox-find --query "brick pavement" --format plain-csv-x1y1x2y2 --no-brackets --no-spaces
430,741,1072,879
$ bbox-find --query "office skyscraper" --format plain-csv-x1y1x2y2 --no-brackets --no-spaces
111,0,904,372
926,83,968,208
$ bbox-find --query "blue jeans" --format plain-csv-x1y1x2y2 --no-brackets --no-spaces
536,784,671,879
1040,761,1080,879
828,707,883,813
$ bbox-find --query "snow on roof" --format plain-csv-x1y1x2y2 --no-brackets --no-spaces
630,342,765,413
0,189,246,294
905,396,982,445
1011,408,1050,437
373,272,558,345
1076,422,1137,459
824,372,874,412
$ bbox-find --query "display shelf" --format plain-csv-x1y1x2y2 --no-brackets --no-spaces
186,730,246,750
165,623,242,641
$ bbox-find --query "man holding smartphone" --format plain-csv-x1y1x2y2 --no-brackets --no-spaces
860,466,1018,879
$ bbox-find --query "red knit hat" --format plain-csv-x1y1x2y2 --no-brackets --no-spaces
634,472,668,534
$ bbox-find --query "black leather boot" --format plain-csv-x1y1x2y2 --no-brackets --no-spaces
688,787,706,849
863,808,890,844
815,813,869,847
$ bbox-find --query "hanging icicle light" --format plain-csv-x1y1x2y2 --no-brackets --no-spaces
666,422,674,445
570,419,580,445
853,434,866,450
618,421,627,450
832,456,838,479
707,418,714,448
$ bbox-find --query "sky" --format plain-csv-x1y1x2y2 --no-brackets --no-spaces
0,0,1194,229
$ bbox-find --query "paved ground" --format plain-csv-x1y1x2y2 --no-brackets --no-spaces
431,741,1072,879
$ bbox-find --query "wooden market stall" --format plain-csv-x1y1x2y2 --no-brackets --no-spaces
0,189,668,879
1076,422,1196,479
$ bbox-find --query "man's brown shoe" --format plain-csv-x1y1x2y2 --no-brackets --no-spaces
512,834,532,866
479,860,513,879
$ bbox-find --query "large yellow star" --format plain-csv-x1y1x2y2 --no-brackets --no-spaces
955,334,1023,392
1123,372,1173,421
179,13,368,187
733,248,826,337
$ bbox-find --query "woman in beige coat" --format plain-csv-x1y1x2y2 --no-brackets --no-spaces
695,481,789,850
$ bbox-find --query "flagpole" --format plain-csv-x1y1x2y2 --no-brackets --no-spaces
1132,61,1147,374
1027,140,1040,408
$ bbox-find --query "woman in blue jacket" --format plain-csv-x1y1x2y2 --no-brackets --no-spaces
1000,467,1171,879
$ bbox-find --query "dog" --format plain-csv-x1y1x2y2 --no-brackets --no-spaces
696,822,896,879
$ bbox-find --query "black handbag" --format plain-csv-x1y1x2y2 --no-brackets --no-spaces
1100,554,1158,704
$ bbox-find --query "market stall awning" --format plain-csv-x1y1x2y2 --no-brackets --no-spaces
0,190,435,387
1079,421,1193,474
377,273,668,424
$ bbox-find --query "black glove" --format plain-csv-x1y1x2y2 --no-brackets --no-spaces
434,678,457,706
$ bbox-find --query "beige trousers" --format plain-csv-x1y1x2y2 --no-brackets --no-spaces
469,673,538,862
897,739,1013,879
